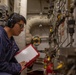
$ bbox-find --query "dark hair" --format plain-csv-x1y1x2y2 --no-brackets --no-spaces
5,13,26,28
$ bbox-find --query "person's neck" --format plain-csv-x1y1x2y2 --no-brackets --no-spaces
4,27,12,39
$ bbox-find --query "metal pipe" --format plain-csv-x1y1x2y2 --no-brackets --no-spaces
20,0,27,18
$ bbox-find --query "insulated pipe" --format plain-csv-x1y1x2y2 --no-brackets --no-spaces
14,0,27,49
20,0,27,18
25,16,52,44
26,16,52,34
14,0,27,18
14,0,20,13
4,0,9,6
0,0,9,6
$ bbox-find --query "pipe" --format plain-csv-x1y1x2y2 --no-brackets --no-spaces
20,0,27,18
14,0,27,49
25,16,52,44
26,16,52,33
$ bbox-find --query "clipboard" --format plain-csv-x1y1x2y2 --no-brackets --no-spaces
15,44,40,71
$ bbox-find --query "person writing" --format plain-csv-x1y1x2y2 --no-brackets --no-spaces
0,13,26,75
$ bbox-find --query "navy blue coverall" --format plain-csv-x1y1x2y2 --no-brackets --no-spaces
0,26,21,75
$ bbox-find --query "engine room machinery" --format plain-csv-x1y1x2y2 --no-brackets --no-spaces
0,5,8,26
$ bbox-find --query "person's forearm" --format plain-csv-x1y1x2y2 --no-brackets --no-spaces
0,61,21,74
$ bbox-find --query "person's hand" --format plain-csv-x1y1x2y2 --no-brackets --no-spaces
20,61,27,71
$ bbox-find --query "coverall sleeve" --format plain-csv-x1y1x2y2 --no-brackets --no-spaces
0,37,21,74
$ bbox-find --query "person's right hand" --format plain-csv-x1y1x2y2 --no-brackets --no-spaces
20,61,27,70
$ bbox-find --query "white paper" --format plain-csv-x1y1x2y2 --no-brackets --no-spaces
15,45,38,63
